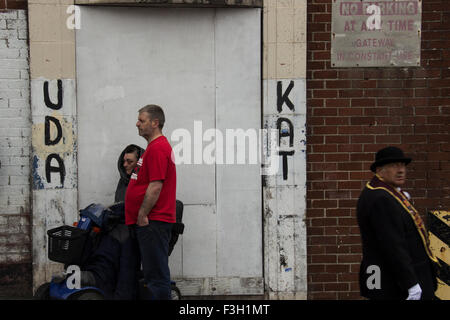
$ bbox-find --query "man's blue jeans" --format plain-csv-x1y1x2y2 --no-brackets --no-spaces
135,220,173,300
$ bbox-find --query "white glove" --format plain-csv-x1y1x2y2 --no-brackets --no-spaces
406,283,422,300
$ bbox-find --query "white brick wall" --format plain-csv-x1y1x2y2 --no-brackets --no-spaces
0,9,31,264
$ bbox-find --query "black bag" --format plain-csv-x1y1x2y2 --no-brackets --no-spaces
168,200,185,256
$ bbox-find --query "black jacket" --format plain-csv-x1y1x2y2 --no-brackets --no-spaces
114,145,145,203
357,185,437,300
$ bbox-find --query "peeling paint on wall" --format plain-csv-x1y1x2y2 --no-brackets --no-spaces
30,78,78,289
263,78,307,299
32,156,44,190
31,79,77,191
31,112,75,158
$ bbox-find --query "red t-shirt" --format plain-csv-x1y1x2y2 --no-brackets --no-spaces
125,136,176,225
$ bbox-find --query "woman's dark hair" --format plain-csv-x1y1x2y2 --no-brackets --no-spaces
123,144,141,159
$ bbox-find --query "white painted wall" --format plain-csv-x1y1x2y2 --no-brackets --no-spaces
0,9,31,265
76,7,262,295
263,78,308,299
30,78,79,284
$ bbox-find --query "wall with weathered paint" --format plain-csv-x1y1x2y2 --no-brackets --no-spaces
13,0,448,301
28,0,77,288
26,0,309,299
262,0,308,299
0,7,32,297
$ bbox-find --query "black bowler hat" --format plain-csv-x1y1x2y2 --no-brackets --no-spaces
370,146,412,172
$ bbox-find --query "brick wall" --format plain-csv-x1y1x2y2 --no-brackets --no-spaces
306,0,450,299
0,0,26,10
0,2,31,298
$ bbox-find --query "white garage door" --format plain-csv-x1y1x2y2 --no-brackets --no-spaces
76,7,262,295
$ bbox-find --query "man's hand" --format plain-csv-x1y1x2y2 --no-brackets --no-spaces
406,283,422,300
137,213,149,226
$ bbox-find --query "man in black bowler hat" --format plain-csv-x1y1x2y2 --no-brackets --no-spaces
357,146,439,300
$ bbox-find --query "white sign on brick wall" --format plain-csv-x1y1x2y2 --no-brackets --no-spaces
331,0,422,67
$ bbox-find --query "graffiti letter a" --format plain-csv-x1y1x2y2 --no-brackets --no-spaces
45,154,66,185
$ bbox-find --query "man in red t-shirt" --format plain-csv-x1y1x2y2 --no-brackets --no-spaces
125,104,176,300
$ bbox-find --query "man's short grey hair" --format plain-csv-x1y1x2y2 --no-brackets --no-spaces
139,104,165,130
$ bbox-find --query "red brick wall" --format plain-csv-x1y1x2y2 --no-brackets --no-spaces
306,0,450,299
0,0,27,10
